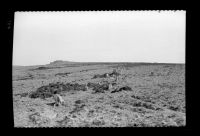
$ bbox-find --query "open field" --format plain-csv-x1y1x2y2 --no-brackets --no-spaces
13,61,185,127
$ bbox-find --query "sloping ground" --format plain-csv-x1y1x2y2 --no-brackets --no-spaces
13,63,185,127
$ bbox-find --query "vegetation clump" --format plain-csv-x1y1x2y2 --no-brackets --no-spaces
29,82,87,99
111,86,132,93
92,69,120,79
55,72,71,77
35,67,49,70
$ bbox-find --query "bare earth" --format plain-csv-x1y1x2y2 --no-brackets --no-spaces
13,62,185,127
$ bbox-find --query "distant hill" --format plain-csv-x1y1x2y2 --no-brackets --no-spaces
47,60,79,67
50,60,78,64
13,61,185,68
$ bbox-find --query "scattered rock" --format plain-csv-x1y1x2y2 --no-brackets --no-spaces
92,119,105,126
28,112,50,126
92,83,109,93
111,86,132,93
75,100,84,105
35,67,49,70
15,92,29,97
169,106,179,111
56,116,72,127
53,94,65,107
69,100,86,114
92,69,120,79
55,72,71,77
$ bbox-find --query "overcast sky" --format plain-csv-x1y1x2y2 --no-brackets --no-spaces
13,11,185,66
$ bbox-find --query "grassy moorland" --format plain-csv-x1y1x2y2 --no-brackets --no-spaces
13,61,185,127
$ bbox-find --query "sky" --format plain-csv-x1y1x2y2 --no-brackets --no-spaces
13,11,185,66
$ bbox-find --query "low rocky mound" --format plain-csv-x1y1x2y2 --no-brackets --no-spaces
29,80,133,99
87,82,110,93
48,60,77,66
92,69,120,79
111,86,132,93
29,82,87,99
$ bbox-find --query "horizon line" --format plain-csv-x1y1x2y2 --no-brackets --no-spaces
13,61,185,67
